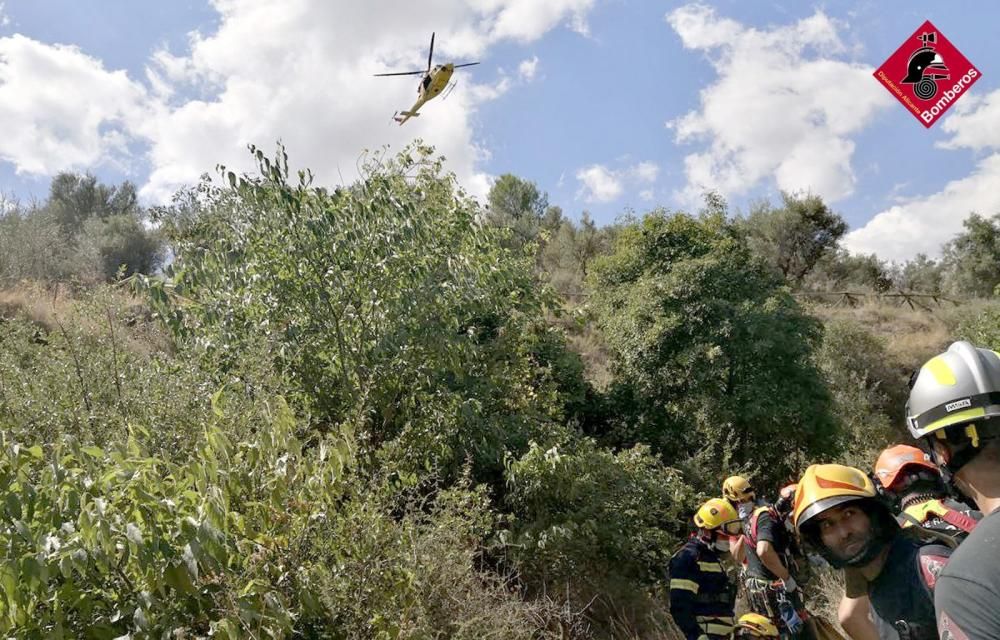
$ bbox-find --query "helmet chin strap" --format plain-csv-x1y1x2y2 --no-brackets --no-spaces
841,538,887,568
931,438,982,484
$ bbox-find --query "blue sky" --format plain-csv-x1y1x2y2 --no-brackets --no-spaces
1,0,998,261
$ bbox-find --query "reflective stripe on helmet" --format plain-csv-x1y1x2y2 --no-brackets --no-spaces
907,390,1000,437
924,355,957,385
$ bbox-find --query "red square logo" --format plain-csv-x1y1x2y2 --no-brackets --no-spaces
874,20,982,128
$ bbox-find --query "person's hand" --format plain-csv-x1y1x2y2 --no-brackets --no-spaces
782,576,798,593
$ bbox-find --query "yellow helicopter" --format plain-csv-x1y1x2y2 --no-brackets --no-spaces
374,33,479,125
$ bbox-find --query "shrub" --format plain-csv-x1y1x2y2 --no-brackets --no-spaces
504,438,695,634
147,144,583,487
588,210,840,487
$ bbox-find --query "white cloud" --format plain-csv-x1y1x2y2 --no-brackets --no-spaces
575,160,658,203
0,3,9,28
518,55,539,82
0,35,148,175
631,161,659,183
639,189,654,202
135,0,589,203
665,4,892,207
576,164,623,203
0,0,596,203
488,0,595,41
938,90,1000,152
468,73,513,103
844,88,1000,262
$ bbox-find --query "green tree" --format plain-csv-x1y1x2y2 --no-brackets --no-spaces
47,172,139,233
540,218,579,289
574,211,601,277
0,174,161,284
484,173,549,249
540,204,564,235
815,320,905,466
804,249,893,292
149,144,579,485
740,193,848,286
941,213,1000,298
80,214,164,280
895,253,944,294
589,209,840,486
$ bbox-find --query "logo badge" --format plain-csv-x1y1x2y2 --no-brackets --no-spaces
874,20,982,128
945,398,972,412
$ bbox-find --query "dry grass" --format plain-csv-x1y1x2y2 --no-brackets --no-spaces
806,300,954,372
0,282,72,333
805,567,848,633
547,301,615,391
567,327,614,391
0,281,173,356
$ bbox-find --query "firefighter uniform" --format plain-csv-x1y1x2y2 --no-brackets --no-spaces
669,537,737,639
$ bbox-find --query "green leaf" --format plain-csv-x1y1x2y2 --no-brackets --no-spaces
4,493,21,520
211,387,226,418
81,446,105,459
163,562,194,594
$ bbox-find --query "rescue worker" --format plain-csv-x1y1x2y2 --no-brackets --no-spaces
838,445,981,640
733,613,780,638
874,444,980,536
670,498,742,639
793,464,951,640
742,484,806,636
723,475,758,520
905,341,1000,638
722,475,757,566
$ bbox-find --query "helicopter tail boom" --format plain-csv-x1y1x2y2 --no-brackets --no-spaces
393,110,421,125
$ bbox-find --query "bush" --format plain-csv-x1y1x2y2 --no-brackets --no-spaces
0,287,264,460
0,207,102,286
307,477,584,639
505,438,695,634
149,144,583,488
0,395,350,638
588,209,840,488
0,173,164,287
815,319,905,467
954,301,1000,349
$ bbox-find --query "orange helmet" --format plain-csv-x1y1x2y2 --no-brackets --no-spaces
874,445,938,491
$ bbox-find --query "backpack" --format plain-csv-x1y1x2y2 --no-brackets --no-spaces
744,506,776,548
898,499,978,548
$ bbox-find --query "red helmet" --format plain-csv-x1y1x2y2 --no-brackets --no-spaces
874,444,938,491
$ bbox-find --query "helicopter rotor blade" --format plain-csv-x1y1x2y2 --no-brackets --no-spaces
452,62,480,69
427,32,435,71
374,70,427,77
